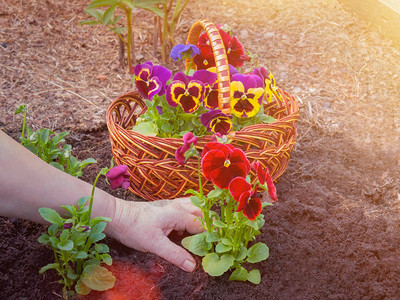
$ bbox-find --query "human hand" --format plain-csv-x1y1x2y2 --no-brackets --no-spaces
108,197,204,272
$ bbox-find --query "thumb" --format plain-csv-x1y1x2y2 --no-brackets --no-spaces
153,234,197,272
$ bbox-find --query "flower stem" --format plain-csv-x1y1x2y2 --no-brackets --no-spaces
20,110,27,144
88,171,102,221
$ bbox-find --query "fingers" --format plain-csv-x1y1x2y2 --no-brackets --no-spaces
153,233,197,272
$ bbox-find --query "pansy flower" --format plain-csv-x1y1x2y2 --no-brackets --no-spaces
252,161,278,202
253,67,277,102
200,109,233,136
192,70,219,109
218,29,247,68
193,45,215,70
134,62,171,100
170,44,200,62
230,73,265,118
201,142,250,189
228,177,262,220
175,132,198,166
166,73,204,113
106,165,130,190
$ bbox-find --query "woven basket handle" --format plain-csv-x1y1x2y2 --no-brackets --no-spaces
186,19,231,115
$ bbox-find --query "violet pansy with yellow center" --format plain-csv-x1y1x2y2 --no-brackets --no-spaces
134,61,171,100
200,109,233,136
192,70,219,109
166,72,204,113
230,73,264,118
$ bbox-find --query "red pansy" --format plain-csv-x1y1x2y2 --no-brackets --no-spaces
252,161,278,202
201,142,250,189
228,177,262,220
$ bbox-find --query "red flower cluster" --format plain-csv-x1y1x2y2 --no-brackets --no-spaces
199,142,278,220
194,27,249,69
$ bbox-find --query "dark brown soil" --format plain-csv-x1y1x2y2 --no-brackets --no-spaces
1,0,400,299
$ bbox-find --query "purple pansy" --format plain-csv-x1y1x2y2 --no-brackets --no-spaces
201,109,233,136
134,61,171,100
106,165,130,190
170,44,200,61
192,70,219,109
166,72,204,113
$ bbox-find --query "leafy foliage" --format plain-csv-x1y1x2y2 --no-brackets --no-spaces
38,197,114,298
15,105,96,177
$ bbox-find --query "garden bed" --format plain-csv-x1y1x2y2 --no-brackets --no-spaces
1,0,400,298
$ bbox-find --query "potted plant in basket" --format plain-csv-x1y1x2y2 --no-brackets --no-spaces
106,19,299,201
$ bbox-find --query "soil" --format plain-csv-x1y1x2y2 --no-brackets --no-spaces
1,0,400,299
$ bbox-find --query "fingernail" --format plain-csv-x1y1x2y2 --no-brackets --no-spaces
182,259,196,272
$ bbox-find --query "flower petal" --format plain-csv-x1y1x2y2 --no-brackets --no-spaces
229,177,252,202
210,162,249,189
106,165,128,179
243,196,262,220
201,149,226,180
237,190,251,212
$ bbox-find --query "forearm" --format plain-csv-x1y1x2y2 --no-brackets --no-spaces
0,130,117,234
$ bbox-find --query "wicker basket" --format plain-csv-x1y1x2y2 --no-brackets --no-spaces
106,19,299,201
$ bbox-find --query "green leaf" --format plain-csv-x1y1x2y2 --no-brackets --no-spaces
81,265,115,291
205,232,219,243
67,268,78,280
91,222,107,233
39,208,64,226
75,279,91,295
229,266,248,282
131,121,158,136
120,0,135,10
78,19,100,26
90,216,112,227
260,115,275,123
15,104,27,114
213,219,227,228
215,242,231,253
247,269,261,284
88,0,118,9
89,232,106,244
102,4,117,25
39,263,59,274
57,240,74,251
79,158,97,169
246,242,269,263
60,229,70,242
49,236,59,246
207,188,223,198
101,254,113,266
95,243,110,253
75,251,88,259
84,8,104,21
78,196,89,208
236,246,247,261
61,205,77,216
181,233,209,256
202,253,234,277
189,195,203,208
38,234,50,244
